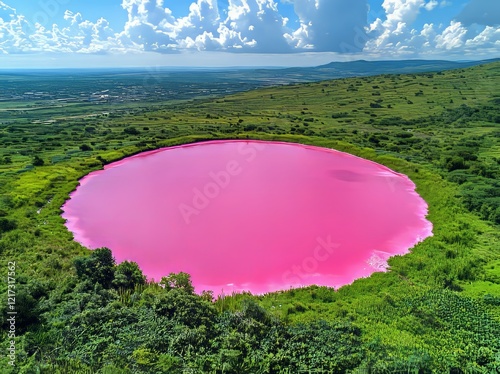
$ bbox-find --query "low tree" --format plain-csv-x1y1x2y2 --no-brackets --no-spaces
112,261,146,290
33,155,44,166
74,247,115,288
159,272,195,294
79,144,93,151
0,217,17,235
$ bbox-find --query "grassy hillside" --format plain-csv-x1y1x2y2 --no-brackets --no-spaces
0,61,499,373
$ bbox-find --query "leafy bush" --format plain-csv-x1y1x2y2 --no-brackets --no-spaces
74,248,116,288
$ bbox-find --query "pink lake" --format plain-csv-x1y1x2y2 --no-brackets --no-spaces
62,140,433,295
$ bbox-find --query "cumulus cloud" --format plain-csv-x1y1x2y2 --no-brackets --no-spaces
117,0,371,53
366,0,427,53
118,0,177,52
118,0,291,53
455,0,500,27
434,21,468,49
286,0,369,52
465,25,500,48
365,0,500,58
64,10,82,25
0,2,119,55
424,0,438,11
175,0,221,40
219,0,291,52
122,0,175,25
26,17,118,54
0,4,33,53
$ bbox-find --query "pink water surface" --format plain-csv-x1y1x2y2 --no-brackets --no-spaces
62,140,433,295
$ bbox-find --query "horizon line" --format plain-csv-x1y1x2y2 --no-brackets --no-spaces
1,56,499,72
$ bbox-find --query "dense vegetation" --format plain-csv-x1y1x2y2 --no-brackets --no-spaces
1,61,499,373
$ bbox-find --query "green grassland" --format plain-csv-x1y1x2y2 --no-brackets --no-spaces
0,61,499,373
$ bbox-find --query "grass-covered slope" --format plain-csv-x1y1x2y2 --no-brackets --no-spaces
0,61,499,373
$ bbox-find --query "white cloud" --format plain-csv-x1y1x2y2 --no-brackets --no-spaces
434,21,467,49
0,6,33,53
381,0,425,25
118,0,370,53
365,0,500,58
122,0,175,25
465,25,500,48
424,0,438,11
64,10,82,25
118,0,292,53
366,0,426,53
118,0,177,52
219,0,291,52
286,0,369,52
0,2,119,55
174,0,221,40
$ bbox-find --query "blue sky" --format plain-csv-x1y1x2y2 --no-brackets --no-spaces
0,0,498,68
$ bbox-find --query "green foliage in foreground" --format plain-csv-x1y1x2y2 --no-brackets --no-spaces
5,248,500,373
0,61,500,372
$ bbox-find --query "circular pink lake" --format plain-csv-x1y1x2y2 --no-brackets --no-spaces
62,140,432,294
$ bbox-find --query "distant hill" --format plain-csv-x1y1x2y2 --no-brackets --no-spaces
238,58,500,84
316,58,499,74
